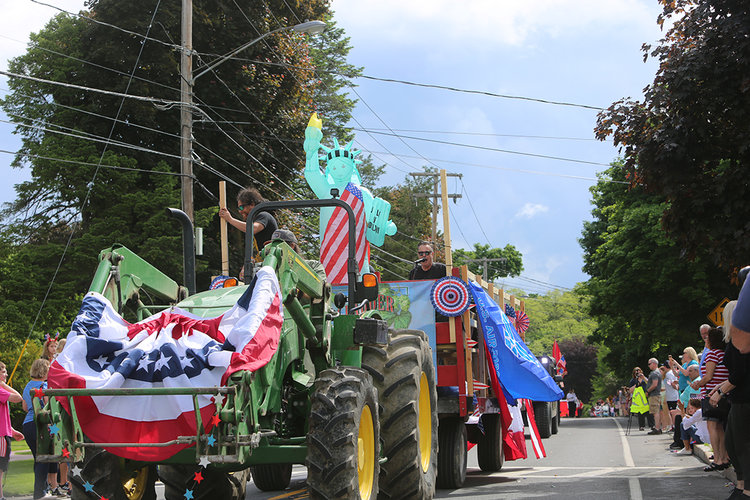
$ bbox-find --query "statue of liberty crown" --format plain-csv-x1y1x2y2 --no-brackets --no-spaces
320,138,362,165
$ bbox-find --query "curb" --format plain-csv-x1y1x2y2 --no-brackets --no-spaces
693,443,738,484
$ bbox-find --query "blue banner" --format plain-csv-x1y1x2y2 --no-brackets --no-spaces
468,281,563,402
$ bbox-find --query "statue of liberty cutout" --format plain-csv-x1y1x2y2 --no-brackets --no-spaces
304,113,397,284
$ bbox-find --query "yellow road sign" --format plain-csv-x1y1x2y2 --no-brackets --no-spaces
707,297,731,327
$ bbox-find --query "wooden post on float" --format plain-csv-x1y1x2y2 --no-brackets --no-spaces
219,181,229,276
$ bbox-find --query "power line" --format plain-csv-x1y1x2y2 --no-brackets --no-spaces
352,127,596,141
28,0,181,51
185,53,606,112
357,129,609,167
2,116,183,162
458,178,492,245
0,34,182,95
355,74,606,111
0,70,179,106
366,149,626,184
0,149,188,177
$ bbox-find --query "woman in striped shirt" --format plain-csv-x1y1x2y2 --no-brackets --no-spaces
692,327,730,471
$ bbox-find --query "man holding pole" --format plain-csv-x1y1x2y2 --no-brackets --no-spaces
219,187,278,254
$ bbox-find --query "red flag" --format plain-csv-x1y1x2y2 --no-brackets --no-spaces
553,340,567,375
320,183,370,284
552,340,561,363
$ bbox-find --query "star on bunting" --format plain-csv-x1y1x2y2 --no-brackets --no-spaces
198,456,210,468
83,481,94,492
49,424,60,436
34,387,45,399
71,464,82,477
206,435,216,447
62,448,70,458
210,414,221,427
193,471,204,483
184,489,194,500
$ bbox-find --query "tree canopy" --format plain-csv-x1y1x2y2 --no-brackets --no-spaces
453,243,523,281
0,0,342,355
594,0,750,271
579,166,732,377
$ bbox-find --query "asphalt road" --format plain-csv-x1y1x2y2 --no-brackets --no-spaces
9,416,730,499
230,415,733,500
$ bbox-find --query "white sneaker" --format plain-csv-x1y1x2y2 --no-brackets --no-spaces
674,448,692,455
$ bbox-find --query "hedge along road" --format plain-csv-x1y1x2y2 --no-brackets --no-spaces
145,416,731,499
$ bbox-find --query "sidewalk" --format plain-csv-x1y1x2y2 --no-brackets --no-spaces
693,442,738,484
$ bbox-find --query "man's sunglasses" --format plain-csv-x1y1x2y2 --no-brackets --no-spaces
417,251,432,256
238,205,246,211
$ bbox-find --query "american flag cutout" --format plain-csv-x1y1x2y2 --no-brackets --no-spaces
320,182,370,284
524,399,547,459
48,266,283,461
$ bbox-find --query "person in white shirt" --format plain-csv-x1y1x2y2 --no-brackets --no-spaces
566,389,578,418
674,398,710,455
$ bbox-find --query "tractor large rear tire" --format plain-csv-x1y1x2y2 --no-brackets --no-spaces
306,367,379,500
251,463,292,491
159,464,237,500
534,401,553,439
436,417,467,489
476,414,504,472
71,449,156,500
362,329,438,499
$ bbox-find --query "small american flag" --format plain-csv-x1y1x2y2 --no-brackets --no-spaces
320,183,369,284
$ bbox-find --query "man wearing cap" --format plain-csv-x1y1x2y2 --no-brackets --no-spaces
646,357,664,434
271,229,326,282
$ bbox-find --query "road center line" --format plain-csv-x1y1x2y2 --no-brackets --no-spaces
613,417,643,500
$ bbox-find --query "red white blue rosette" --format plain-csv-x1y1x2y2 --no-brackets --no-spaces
515,310,530,335
209,275,231,290
430,277,471,317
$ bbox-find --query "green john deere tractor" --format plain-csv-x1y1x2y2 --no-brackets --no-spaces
33,199,438,500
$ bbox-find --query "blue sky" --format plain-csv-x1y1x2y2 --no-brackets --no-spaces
1,0,665,293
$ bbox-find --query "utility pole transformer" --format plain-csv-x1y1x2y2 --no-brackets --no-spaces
410,172,462,244
465,257,507,282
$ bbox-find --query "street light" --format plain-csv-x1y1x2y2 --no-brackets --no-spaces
180,18,326,220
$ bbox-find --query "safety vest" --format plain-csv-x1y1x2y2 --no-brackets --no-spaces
630,386,648,414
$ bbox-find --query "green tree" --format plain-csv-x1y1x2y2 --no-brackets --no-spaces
558,337,598,403
453,243,523,281
371,172,434,281
579,166,730,379
594,0,750,271
522,289,597,357
0,0,358,362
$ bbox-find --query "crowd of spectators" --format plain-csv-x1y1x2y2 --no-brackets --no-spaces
621,266,750,499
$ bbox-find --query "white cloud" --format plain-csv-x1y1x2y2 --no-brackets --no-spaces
1,0,88,72
515,202,548,219
331,0,657,49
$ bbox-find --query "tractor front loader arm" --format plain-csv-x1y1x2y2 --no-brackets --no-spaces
89,244,187,318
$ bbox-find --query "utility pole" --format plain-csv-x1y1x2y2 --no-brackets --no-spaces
180,0,194,221
179,13,324,222
465,257,506,282
410,172,462,244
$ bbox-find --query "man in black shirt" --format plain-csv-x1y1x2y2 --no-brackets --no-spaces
219,187,278,253
408,242,446,280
